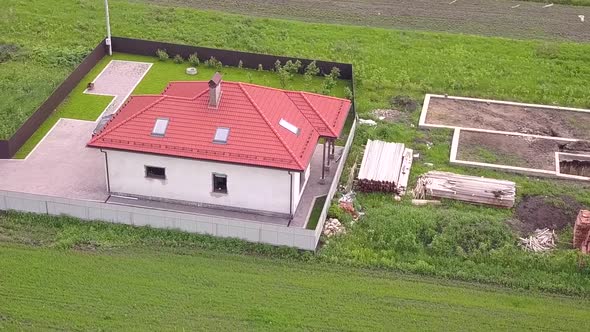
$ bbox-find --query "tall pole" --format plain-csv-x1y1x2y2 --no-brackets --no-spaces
105,0,112,55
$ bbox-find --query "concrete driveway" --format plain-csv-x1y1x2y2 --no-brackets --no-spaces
0,119,108,201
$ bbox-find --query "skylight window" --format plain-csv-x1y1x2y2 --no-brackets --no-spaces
213,127,230,144
279,118,299,135
151,118,169,137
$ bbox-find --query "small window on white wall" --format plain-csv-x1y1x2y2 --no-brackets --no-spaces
212,173,227,193
145,166,166,179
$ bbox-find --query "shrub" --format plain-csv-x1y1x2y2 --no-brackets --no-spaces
275,59,301,88
320,67,340,95
257,64,263,71
188,53,199,66
238,60,243,69
173,54,183,64
0,43,21,63
304,60,319,85
344,87,354,100
205,56,222,69
156,49,168,61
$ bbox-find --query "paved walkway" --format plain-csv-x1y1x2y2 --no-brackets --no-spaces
290,144,344,228
85,60,152,117
0,120,108,201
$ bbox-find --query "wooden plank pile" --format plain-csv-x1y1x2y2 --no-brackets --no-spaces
356,139,413,194
413,171,516,208
573,210,590,253
519,228,556,252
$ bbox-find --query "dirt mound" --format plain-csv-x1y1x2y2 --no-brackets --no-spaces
514,195,585,235
560,141,590,153
390,95,417,112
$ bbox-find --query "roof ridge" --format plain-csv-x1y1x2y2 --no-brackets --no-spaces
295,92,337,137
238,83,305,170
88,96,166,144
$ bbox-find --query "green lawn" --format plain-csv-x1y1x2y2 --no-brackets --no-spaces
306,195,327,230
14,52,348,158
0,212,589,331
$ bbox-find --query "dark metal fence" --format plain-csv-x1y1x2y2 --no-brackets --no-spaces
0,37,354,158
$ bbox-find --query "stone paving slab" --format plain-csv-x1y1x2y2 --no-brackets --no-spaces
85,60,152,117
0,119,108,201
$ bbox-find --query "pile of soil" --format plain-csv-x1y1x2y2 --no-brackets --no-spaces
514,195,585,235
390,95,417,112
560,141,590,153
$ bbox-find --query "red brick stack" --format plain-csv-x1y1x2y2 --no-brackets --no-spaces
573,210,590,253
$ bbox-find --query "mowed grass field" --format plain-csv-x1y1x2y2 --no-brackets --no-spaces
0,213,589,331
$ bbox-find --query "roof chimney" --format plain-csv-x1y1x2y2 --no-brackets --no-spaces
208,72,222,108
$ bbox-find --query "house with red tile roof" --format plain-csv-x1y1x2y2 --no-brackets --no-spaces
88,73,351,218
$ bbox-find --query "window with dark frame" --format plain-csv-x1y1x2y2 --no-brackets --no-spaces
145,166,166,179
212,173,227,193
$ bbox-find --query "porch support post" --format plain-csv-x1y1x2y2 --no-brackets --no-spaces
329,139,335,160
320,140,326,184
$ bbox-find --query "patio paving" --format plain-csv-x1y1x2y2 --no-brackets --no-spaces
85,60,152,117
0,119,108,201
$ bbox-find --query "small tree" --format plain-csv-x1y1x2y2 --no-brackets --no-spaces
173,54,184,64
257,64,263,71
188,53,200,66
344,86,353,100
321,67,341,95
275,60,301,89
156,49,169,61
304,60,320,85
238,60,243,69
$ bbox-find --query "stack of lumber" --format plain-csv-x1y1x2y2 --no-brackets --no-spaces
519,228,556,252
573,210,590,253
356,140,413,194
414,171,516,208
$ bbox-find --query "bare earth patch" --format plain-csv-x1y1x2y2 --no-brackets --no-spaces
456,131,569,171
138,0,590,42
514,196,586,235
426,97,590,140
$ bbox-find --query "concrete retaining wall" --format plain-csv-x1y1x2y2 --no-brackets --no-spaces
0,190,318,250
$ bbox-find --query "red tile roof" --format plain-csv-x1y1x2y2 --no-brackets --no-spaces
88,79,351,171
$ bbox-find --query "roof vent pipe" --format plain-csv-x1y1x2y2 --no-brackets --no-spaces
208,72,222,108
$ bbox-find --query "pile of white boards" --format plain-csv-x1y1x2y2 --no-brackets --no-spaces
414,171,516,208
357,139,413,194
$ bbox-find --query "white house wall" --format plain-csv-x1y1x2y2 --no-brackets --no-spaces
105,150,297,214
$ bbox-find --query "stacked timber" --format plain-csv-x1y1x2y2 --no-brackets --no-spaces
356,140,413,194
573,210,590,253
414,171,516,208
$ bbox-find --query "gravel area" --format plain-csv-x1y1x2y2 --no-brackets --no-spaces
85,60,152,116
